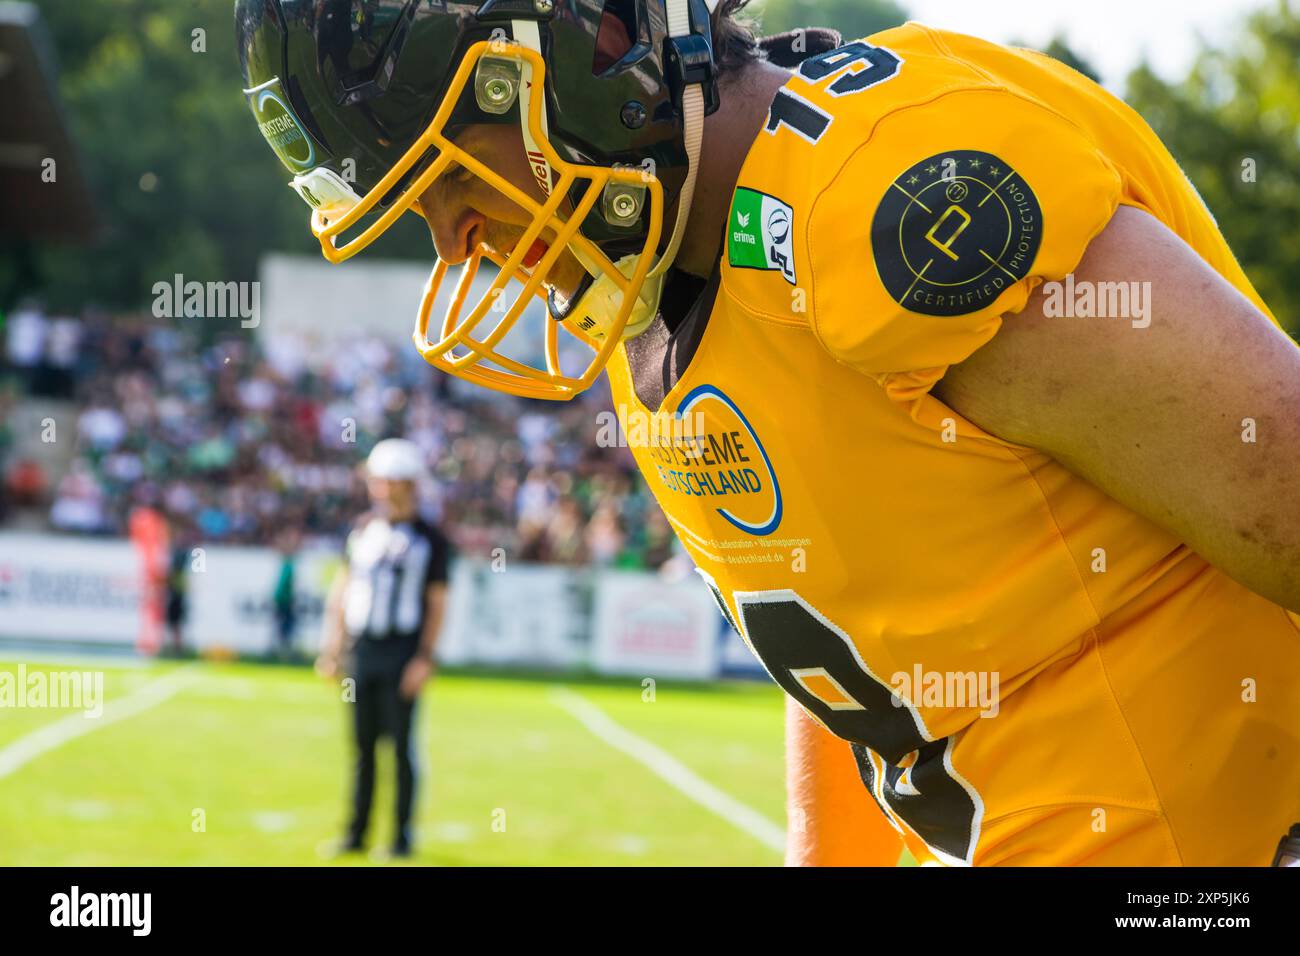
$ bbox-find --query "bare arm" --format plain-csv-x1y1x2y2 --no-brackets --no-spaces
399,581,448,700
316,567,349,678
417,582,448,663
935,205,1300,611
784,698,905,866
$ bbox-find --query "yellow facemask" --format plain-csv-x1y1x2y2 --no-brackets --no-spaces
292,38,683,401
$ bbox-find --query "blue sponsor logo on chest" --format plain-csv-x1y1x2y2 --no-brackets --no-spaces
647,384,783,536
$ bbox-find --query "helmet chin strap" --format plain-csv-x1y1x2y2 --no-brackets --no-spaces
511,20,555,203
513,0,717,345
649,0,712,280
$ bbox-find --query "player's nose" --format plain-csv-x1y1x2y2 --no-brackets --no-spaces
415,188,484,266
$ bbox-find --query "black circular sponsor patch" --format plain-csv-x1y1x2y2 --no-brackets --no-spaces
871,150,1043,317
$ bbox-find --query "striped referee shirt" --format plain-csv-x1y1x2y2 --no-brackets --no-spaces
343,515,449,659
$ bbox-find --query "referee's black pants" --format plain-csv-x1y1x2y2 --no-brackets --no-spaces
346,666,417,851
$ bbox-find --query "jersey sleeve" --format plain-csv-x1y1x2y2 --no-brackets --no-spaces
807,86,1123,400
424,525,450,587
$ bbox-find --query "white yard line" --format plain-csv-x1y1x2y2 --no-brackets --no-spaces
0,668,199,779
549,687,786,854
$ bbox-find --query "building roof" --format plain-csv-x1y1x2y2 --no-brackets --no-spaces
0,2,98,242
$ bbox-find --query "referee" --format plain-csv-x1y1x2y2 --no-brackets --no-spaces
317,438,450,860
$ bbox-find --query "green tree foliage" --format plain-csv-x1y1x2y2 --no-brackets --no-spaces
1040,36,1101,84
23,0,420,313
748,0,906,41
1123,1,1300,336
18,0,1299,345
25,2,300,311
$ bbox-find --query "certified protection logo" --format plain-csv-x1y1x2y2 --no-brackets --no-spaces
871,150,1043,316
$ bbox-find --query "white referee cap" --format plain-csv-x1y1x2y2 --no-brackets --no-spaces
365,438,426,481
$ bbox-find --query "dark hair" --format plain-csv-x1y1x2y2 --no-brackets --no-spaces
711,0,763,72
711,2,845,74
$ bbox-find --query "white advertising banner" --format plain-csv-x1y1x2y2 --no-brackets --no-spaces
591,571,720,680
0,532,142,643
186,545,339,654
0,533,756,683
438,560,587,668
718,621,769,679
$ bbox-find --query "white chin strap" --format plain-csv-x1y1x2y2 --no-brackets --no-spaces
513,0,716,343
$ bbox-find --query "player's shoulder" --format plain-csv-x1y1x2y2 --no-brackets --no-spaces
725,22,1124,390
731,26,994,202
722,22,1008,318
768,23,1006,155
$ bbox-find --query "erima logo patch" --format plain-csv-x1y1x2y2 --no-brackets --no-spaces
728,187,796,285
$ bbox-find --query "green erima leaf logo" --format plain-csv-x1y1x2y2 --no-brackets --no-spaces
727,187,796,285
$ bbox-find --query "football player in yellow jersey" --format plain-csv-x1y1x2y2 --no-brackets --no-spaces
237,1,1300,865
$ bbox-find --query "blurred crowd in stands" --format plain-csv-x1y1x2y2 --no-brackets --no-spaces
1,303,678,570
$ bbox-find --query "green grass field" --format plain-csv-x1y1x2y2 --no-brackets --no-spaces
0,656,790,866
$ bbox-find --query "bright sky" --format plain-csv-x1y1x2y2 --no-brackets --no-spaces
901,0,1270,90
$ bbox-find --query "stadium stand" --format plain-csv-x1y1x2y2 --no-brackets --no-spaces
2,308,677,570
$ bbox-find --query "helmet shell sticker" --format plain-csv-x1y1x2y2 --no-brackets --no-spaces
871,149,1043,316
245,77,317,172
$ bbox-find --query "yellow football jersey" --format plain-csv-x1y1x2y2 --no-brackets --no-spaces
607,22,1300,866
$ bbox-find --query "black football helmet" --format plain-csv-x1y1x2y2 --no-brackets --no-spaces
235,0,720,399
